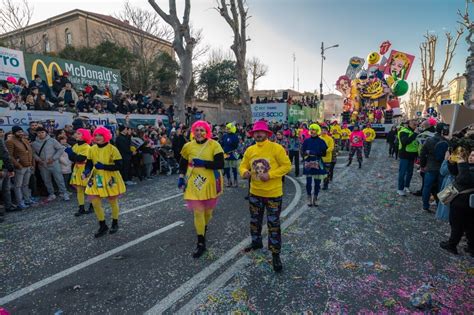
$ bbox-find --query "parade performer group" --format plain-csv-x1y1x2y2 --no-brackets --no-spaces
83,127,126,237
178,120,225,258
240,120,291,272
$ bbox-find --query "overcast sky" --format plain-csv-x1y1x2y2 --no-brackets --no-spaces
29,0,470,95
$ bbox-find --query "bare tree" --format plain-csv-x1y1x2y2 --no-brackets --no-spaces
403,82,423,118
246,56,268,96
97,1,174,91
458,0,474,107
149,0,197,119
0,0,42,52
420,27,463,110
217,0,251,120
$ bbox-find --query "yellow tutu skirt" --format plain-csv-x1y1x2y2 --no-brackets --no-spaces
70,164,88,187
85,170,126,198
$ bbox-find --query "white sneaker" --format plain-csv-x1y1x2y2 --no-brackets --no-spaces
397,190,407,196
47,194,57,202
404,187,411,193
62,193,70,201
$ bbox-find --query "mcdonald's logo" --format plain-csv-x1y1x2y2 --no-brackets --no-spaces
31,59,63,86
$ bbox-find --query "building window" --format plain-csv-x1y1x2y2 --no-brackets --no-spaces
65,28,72,46
43,34,50,53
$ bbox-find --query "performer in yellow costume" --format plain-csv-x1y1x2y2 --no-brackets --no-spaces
65,128,94,217
363,123,376,158
341,123,351,151
83,127,126,237
178,120,224,258
330,121,341,148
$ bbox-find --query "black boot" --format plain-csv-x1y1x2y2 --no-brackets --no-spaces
94,220,109,238
358,160,362,169
74,205,86,217
243,241,263,252
440,241,458,255
109,219,119,234
272,253,283,272
85,204,94,214
192,235,206,258
346,159,352,166
204,225,208,237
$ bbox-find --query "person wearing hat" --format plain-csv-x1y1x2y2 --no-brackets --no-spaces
178,120,225,258
320,125,335,190
240,120,291,272
32,127,70,202
220,123,240,187
6,126,36,209
347,123,366,169
362,123,376,158
83,127,126,237
302,124,328,207
65,128,94,216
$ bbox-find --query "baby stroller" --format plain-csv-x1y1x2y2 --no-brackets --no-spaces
158,146,179,175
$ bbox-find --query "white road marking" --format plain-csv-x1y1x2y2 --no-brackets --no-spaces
121,193,183,214
178,203,315,314
0,221,185,306
145,176,302,315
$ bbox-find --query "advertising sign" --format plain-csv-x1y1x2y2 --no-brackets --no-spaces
251,103,287,123
24,53,122,92
0,46,27,80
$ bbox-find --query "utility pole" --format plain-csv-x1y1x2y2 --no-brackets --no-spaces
320,42,339,100
297,67,300,92
292,52,296,90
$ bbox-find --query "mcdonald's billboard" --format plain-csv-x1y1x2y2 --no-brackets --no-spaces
23,53,122,92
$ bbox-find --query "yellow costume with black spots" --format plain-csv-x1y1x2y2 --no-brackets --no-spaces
85,143,126,198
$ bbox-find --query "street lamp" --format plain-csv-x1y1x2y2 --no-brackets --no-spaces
320,42,339,101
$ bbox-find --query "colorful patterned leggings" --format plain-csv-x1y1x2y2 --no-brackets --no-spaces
249,195,282,254
364,141,372,158
349,146,363,162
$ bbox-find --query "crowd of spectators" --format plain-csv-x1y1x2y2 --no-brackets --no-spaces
0,73,177,120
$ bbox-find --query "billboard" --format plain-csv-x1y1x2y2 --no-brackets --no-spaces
251,103,287,123
0,47,27,81
23,53,122,92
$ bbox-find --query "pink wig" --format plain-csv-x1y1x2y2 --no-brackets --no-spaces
191,120,212,139
77,128,92,144
93,126,112,143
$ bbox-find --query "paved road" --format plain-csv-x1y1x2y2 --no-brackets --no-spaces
1,140,473,314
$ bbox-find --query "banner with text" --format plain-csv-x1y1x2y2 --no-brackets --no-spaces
0,109,169,132
251,103,287,123
0,47,27,81
288,105,320,123
23,53,122,93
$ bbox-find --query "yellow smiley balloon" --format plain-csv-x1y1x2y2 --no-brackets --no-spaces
367,52,380,65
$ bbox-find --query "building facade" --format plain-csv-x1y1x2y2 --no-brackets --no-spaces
0,9,173,57
448,74,466,104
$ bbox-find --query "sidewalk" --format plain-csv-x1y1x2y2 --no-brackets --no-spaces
187,140,474,313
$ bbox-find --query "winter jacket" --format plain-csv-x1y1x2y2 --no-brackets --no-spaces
31,135,65,166
115,134,132,160
58,88,79,105
419,133,448,172
221,133,240,160
0,139,14,172
398,127,419,160
59,147,72,174
6,136,35,169
448,162,474,208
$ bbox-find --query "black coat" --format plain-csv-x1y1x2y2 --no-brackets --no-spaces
115,134,132,160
